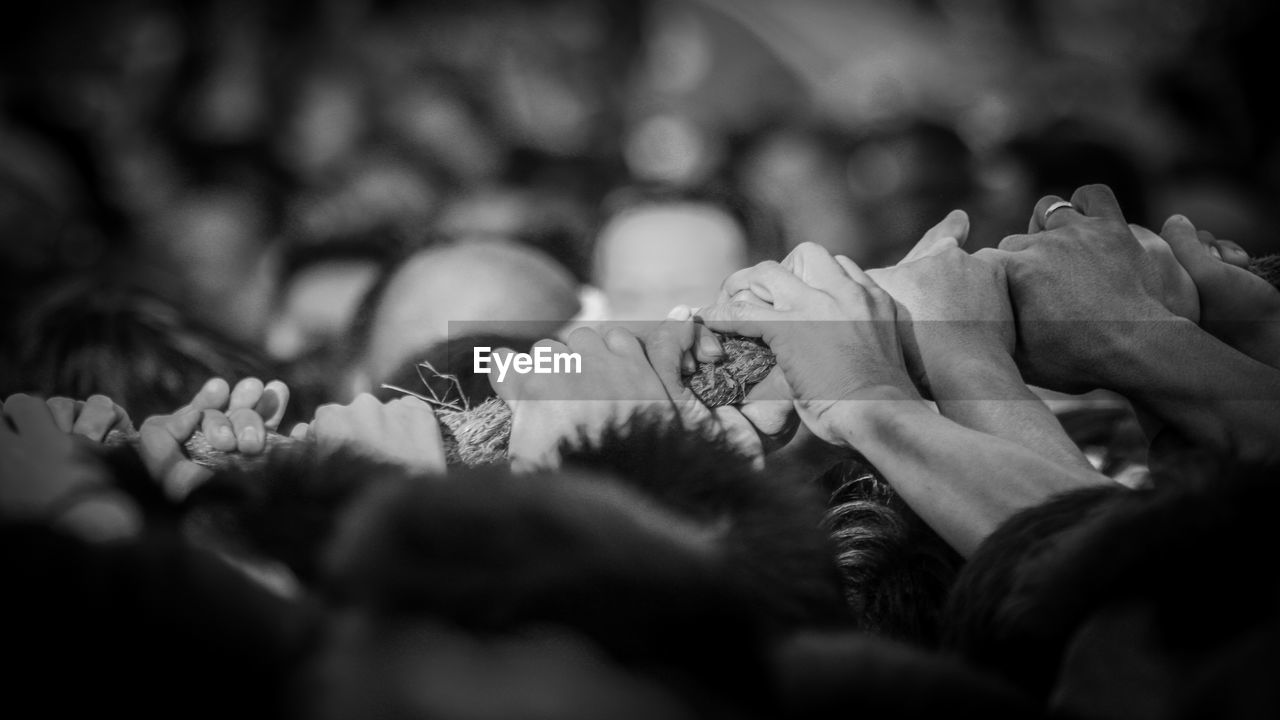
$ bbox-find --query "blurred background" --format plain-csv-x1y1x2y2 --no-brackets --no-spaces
2,0,1277,411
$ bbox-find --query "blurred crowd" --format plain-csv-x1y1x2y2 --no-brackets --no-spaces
3,1,1280,719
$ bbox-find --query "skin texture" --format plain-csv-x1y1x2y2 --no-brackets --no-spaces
593,203,749,323
987,184,1280,464
1,393,141,542
694,241,1108,556
358,239,581,391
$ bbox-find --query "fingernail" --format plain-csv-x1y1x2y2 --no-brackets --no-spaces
240,426,259,446
217,426,235,444
699,333,721,357
1210,245,1222,260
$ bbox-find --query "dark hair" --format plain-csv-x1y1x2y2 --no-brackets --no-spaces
817,457,963,646
5,276,294,421
945,457,1280,703
558,411,850,630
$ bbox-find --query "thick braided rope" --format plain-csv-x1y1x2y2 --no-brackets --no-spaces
105,335,776,469
102,253,1280,470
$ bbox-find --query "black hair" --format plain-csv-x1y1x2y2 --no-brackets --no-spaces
4,276,307,423
945,456,1280,704
817,457,963,647
558,411,850,630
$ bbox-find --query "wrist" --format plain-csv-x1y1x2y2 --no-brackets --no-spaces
819,385,933,451
925,350,1024,401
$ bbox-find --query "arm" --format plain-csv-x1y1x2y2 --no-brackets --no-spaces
1090,308,1280,464
994,184,1280,465
698,244,1110,557
926,352,1094,474
822,388,1109,557
860,215,1094,474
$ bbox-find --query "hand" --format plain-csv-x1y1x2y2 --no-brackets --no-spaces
1160,214,1280,367
698,244,918,447
490,327,677,470
641,311,781,466
674,307,799,454
293,394,445,473
44,394,134,442
864,211,1015,395
990,185,1180,392
138,377,289,500
1,394,140,541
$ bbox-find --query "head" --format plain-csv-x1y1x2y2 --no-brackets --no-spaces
346,239,580,397
5,277,284,421
817,459,962,646
591,185,782,323
266,236,397,362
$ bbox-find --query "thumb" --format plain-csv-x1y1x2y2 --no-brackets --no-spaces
905,209,970,261
1162,214,1221,284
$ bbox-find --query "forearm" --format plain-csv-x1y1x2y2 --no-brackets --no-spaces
928,353,1094,473
825,388,1111,557
1101,316,1280,464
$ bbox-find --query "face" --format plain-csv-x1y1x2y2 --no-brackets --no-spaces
594,203,749,323
267,260,381,360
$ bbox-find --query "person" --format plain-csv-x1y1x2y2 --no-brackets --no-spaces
3,277,297,423
989,185,1280,464
265,234,399,363
343,238,581,399
585,184,783,325
691,236,1111,556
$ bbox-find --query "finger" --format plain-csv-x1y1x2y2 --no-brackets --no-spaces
255,380,290,431
721,261,813,306
71,394,122,443
1031,195,1083,232
46,397,76,433
695,301,779,341
603,327,644,357
729,289,772,308
228,377,265,412
565,326,608,356
200,409,238,451
4,394,61,442
1161,215,1221,284
289,422,310,441
181,378,231,413
227,407,266,455
907,209,970,260
690,321,724,363
667,305,694,321
1213,239,1250,268
643,321,697,400
139,410,210,501
782,242,859,294
711,406,765,467
1070,184,1125,222
389,397,446,473
998,233,1035,252
830,254,872,287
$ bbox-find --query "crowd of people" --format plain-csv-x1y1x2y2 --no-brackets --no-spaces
4,1,1280,719
3,180,1278,718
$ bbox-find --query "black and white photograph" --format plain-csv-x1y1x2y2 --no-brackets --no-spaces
2,1,1278,718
